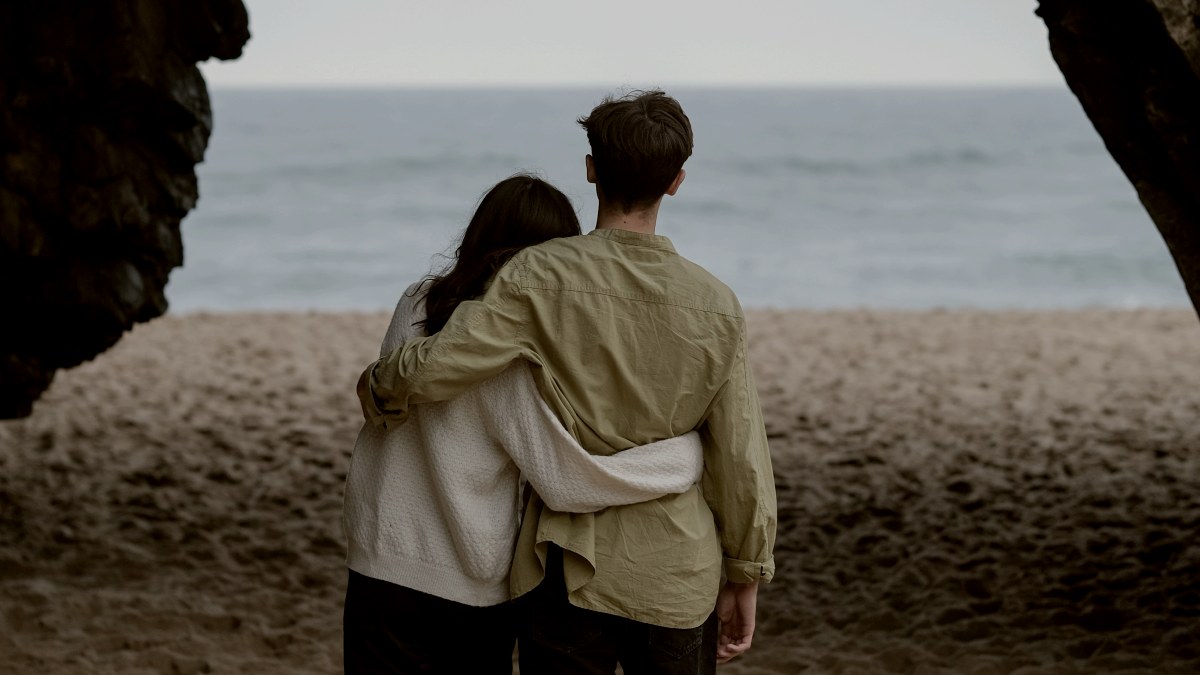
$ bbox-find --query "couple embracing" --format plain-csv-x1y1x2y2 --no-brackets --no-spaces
344,90,777,674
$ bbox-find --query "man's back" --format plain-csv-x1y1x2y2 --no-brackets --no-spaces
510,228,743,454
498,228,776,628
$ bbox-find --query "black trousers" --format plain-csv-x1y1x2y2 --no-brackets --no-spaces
517,547,718,675
343,570,516,674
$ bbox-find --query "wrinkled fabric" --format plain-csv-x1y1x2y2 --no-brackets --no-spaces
363,228,777,628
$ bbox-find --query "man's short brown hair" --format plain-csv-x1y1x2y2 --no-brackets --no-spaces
577,90,693,212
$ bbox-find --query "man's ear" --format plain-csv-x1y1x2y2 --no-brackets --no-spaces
665,169,686,196
585,155,597,184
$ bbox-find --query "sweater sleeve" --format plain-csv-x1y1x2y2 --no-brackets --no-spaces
478,364,704,513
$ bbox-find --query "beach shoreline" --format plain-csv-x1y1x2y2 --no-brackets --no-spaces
2,309,1199,674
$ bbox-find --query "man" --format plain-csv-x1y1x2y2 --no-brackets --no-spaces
359,90,776,673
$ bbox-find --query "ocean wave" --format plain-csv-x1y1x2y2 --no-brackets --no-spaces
1013,251,1183,285
727,147,1002,177
207,152,528,182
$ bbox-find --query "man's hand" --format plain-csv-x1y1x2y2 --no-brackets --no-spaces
356,364,376,422
715,580,759,664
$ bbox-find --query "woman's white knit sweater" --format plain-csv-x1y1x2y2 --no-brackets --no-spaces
343,281,704,607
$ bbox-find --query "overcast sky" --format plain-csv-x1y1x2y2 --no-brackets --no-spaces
201,0,1062,88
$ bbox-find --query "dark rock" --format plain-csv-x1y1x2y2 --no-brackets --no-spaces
946,479,973,495
1167,627,1200,659
962,578,993,599
1136,540,1186,566
934,607,973,625
0,1,250,417
959,499,985,513
1037,0,1200,322
1059,570,1097,586
1136,590,1167,609
947,618,1000,642
1064,638,1104,660
1077,608,1129,632
1046,609,1077,627
969,599,1004,616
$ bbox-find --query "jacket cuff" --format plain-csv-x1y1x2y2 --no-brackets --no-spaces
724,556,775,584
361,362,407,428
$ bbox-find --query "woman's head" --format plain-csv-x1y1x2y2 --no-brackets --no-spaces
420,174,580,335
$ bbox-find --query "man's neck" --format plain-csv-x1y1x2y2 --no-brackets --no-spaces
594,200,661,235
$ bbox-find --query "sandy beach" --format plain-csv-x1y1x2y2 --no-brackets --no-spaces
2,309,1199,674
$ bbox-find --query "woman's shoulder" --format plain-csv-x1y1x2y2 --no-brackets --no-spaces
402,278,431,303
380,279,431,354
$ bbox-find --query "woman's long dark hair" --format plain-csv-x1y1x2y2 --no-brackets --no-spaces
417,174,581,335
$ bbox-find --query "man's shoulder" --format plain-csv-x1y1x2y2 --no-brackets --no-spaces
512,234,595,263
671,253,742,315
505,235,743,317
499,235,603,284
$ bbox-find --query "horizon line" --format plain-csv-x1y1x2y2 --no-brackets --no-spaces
203,81,1067,92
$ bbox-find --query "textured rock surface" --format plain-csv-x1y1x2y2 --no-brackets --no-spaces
1037,0,1200,320
0,2,249,418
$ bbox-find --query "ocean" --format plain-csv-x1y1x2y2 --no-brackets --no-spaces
168,88,1191,311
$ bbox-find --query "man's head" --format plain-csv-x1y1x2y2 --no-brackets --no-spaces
578,90,693,213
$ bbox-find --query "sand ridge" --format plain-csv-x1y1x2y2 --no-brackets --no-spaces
1,309,1199,673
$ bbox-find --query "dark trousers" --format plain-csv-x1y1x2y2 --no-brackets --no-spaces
517,547,718,675
343,570,516,674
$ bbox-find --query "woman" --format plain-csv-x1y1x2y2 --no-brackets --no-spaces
342,174,704,674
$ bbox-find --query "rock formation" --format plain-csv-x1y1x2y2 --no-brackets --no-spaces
1037,0,1200,319
0,2,250,418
